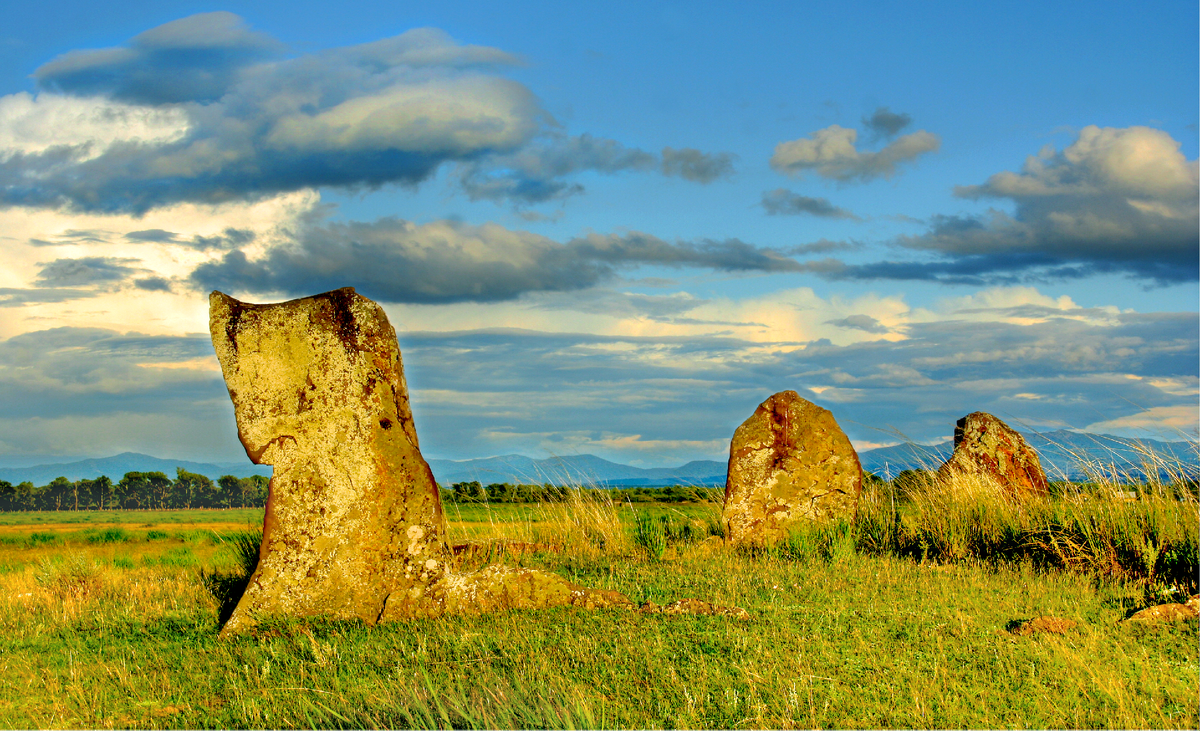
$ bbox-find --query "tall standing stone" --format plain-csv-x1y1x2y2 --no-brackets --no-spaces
211,288,451,636
937,412,1050,496
722,390,863,545
211,288,636,636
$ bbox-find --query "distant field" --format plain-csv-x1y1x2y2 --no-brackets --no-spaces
0,508,265,527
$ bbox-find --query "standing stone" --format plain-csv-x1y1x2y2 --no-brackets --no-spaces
211,288,632,636
722,390,863,545
936,412,1049,496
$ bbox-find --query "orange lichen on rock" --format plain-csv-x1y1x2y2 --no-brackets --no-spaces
937,412,1050,497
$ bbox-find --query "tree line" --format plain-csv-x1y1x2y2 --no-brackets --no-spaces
442,481,725,504
0,469,269,512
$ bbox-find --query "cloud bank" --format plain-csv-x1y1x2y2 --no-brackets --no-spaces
892,126,1199,283
761,188,859,219
190,218,808,304
0,13,735,213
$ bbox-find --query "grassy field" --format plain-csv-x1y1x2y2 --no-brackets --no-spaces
0,487,1196,729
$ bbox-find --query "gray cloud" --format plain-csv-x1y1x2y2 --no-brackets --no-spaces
28,229,113,247
396,309,1197,462
456,133,656,204
893,126,1200,283
1,306,1193,465
770,124,940,182
826,314,888,333
124,227,254,250
35,256,140,287
0,287,99,307
761,188,859,219
34,12,286,105
0,327,221,419
6,15,720,213
661,147,736,183
782,239,861,255
5,17,541,213
861,107,912,139
124,229,179,244
134,277,172,292
189,217,807,303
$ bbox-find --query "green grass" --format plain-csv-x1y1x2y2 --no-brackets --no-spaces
0,488,1194,728
0,542,1195,728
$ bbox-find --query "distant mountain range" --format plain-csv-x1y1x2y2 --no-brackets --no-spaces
0,452,272,488
858,430,1198,481
0,429,1194,487
425,454,728,487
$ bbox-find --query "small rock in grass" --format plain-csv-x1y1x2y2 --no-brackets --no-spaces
640,597,750,619
1125,596,1199,623
1008,616,1078,635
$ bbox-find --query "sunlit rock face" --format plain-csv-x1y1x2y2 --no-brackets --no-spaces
937,412,1050,497
210,287,450,636
722,390,863,546
210,287,635,636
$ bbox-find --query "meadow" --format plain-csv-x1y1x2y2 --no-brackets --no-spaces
0,475,1195,729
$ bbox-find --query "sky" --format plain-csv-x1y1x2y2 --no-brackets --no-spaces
0,0,1196,468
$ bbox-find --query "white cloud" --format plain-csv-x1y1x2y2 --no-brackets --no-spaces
770,124,940,182
0,92,188,160
0,190,317,338
1083,405,1199,438
887,125,1200,282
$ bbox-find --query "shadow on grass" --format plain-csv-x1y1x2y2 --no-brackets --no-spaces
201,530,261,627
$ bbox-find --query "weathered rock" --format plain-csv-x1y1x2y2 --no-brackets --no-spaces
937,412,1049,497
210,288,632,635
1008,616,1078,636
385,565,634,618
722,391,862,545
1124,595,1199,623
640,598,750,619
211,288,450,636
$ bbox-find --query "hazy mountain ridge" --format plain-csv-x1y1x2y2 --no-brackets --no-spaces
859,430,1198,481
425,455,728,487
0,430,1193,487
0,452,272,487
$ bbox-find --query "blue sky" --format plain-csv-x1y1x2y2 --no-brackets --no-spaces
0,1,1196,467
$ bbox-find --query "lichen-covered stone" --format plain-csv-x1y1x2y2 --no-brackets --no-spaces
937,412,1049,497
383,565,634,618
1124,596,1199,623
212,287,742,634
722,390,862,545
211,288,451,636
640,598,750,619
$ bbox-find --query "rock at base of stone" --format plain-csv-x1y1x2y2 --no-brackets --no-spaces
211,288,450,638
937,412,1050,497
1124,596,1199,623
1008,616,1078,635
640,598,750,620
722,390,862,546
382,565,633,619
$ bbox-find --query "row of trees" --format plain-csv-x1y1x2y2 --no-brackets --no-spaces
0,469,269,512
443,481,725,504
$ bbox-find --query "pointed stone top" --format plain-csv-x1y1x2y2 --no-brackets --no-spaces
940,411,1049,496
